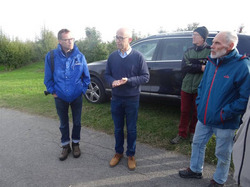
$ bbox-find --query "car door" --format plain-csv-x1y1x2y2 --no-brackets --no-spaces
131,39,159,94
148,37,192,97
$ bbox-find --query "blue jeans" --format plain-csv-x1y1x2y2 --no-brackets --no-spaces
190,121,236,184
111,97,139,156
55,94,82,146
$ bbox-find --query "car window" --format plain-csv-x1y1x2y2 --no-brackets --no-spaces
206,37,213,46
132,40,158,61
157,38,192,60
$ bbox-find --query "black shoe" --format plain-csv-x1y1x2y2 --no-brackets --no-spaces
59,144,71,161
179,168,203,179
170,135,184,144
208,179,224,187
72,142,81,158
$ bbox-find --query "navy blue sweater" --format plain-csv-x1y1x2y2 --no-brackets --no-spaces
105,49,150,98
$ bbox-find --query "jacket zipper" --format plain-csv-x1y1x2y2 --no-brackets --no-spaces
203,60,221,125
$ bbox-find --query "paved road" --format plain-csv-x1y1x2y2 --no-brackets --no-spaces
0,108,237,187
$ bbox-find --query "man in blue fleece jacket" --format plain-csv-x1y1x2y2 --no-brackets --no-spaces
179,31,250,186
105,28,150,170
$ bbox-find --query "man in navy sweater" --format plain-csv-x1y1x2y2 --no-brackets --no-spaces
105,28,150,170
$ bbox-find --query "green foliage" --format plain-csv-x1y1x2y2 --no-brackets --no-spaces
106,40,117,55
0,27,57,70
0,26,146,70
0,33,33,70
77,27,109,62
34,27,58,61
0,32,9,66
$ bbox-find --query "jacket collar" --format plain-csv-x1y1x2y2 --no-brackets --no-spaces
58,44,77,57
194,42,208,51
208,49,240,65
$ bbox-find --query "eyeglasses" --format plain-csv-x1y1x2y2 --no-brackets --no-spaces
192,33,201,37
60,38,75,42
115,35,128,41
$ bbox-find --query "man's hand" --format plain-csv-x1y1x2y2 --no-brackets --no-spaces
201,65,206,72
112,77,128,88
52,93,58,98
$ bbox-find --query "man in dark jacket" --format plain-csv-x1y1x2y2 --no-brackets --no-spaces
170,26,211,144
179,31,250,186
44,29,90,161
105,28,149,170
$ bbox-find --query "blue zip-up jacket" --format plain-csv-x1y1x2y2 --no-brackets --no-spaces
196,49,250,129
44,44,90,103
105,49,150,98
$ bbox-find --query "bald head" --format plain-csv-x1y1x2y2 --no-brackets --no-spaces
115,28,133,52
116,28,132,38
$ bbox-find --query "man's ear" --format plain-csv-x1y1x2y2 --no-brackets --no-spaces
229,42,235,51
128,37,133,43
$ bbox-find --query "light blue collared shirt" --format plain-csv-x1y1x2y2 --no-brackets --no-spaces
118,48,132,58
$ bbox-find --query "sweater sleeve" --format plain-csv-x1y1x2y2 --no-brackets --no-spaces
127,54,150,87
182,51,203,74
105,56,115,87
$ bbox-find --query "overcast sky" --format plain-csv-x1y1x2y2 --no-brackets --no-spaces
1,0,249,42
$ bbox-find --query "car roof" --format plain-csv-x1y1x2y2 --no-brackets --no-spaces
132,31,250,43
131,31,250,56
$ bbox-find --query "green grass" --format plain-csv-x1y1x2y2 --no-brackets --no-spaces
0,62,218,166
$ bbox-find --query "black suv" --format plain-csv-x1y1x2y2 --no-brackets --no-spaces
85,32,250,103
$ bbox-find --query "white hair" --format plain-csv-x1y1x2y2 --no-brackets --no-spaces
220,31,238,49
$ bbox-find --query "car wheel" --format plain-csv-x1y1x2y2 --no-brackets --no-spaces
84,77,107,103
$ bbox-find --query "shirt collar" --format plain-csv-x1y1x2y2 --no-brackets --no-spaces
118,47,132,58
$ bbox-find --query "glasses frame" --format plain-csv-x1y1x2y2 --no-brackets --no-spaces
60,38,75,42
115,35,128,41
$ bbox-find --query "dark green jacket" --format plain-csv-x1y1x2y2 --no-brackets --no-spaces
181,43,211,93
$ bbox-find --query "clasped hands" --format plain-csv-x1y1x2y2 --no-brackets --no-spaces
112,77,128,88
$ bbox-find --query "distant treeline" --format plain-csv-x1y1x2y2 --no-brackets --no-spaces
0,27,143,70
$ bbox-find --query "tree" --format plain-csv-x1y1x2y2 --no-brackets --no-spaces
176,22,200,31
77,27,109,62
34,27,57,61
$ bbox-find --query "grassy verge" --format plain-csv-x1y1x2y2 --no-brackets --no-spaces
0,62,218,166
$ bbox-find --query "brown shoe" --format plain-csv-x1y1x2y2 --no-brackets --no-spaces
72,142,81,158
128,156,136,170
59,144,71,161
208,179,224,187
109,153,123,167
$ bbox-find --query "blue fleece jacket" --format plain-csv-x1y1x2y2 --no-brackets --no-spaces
105,49,150,98
44,44,90,103
196,49,250,129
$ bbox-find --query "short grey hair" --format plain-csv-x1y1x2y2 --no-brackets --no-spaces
58,29,70,40
221,31,238,49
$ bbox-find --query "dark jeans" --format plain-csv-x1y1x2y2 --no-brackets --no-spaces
111,97,139,156
54,94,82,146
178,91,198,138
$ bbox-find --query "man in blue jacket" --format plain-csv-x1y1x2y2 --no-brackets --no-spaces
179,31,250,186
44,29,90,161
105,28,149,170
